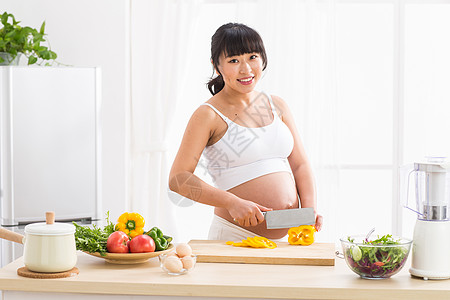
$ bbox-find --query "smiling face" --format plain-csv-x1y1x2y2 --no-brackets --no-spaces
208,23,268,95
217,52,263,94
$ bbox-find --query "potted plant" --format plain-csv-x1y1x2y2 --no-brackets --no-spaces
0,12,57,66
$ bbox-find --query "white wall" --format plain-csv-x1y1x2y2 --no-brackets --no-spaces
1,0,130,218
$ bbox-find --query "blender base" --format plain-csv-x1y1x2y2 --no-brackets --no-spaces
410,219,450,280
409,268,450,280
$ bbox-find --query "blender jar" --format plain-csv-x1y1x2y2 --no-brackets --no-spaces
412,161,450,221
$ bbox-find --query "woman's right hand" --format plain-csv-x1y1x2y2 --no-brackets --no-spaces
227,198,272,227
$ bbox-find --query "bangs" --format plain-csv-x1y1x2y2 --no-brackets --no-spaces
221,26,265,58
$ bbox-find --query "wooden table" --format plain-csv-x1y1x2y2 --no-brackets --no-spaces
0,251,449,299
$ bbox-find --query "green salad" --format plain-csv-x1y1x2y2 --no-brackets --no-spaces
345,234,410,279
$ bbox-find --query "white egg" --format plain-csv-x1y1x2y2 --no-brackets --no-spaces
166,251,179,258
176,243,192,258
181,256,195,270
163,256,183,273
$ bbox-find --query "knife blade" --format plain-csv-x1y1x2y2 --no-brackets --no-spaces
263,207,315,229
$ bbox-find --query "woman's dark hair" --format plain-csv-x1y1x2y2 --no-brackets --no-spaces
207,23,267,95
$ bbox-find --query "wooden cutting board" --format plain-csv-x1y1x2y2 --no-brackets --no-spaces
188,240,335,266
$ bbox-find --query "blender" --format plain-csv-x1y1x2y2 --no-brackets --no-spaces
404,158,450,280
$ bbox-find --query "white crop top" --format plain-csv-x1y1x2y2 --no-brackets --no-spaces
200,93,294,191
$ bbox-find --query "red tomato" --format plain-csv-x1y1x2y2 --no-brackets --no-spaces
106,231,130,253
129,235,156,253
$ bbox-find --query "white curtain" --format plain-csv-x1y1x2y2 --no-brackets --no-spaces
129,0,339,242
303,0,339,242
245,0,339,242
129,0,200,237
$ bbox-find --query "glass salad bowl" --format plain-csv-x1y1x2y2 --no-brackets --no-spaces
340,234,412,279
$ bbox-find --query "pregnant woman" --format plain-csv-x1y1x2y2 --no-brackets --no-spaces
169,23,323,240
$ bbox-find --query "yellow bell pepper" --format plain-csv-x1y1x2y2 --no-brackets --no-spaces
288,225,315,246
226,236,277,249
115,212,145,238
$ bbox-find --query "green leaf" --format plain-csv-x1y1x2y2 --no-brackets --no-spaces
7,13,18,26
27,55,37,65
38,50,52,60
1,12,8,26
5,29,16,39
39,21,46,35
36,46,47,53
49,50,57,59
33,32,44,42
0,56,4,63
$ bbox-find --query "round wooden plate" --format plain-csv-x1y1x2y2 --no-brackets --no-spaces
17,266,79,279
83,243,174,264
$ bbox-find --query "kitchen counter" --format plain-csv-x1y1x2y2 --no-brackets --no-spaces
0,251,449,300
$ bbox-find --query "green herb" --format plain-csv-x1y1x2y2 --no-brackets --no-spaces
73,212,116,256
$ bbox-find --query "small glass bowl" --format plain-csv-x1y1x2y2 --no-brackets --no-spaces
159,253,197,275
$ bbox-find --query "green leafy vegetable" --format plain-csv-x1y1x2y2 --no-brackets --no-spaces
73,212,115,256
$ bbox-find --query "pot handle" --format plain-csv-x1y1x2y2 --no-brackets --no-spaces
0,227,24,244
46,211,55,224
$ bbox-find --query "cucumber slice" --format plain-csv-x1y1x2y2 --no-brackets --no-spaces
351,245,362,261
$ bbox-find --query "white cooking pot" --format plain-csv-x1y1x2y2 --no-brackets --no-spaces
0,212,77,273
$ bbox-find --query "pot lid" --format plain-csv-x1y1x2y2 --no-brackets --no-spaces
24,222,75,236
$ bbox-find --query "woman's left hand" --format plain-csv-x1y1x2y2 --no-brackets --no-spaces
315,214,323,231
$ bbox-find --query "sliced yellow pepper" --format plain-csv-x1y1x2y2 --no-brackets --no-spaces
226,236,277,249
226,241,247,247
115,212,145,238
288,225,315,246
254,236,277,249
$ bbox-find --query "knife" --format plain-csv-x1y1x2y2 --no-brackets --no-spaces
263,207,315,229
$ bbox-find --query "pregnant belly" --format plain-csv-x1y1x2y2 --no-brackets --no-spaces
215,171,298,239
